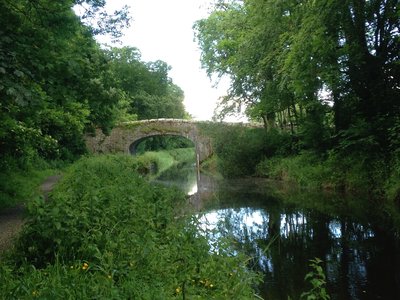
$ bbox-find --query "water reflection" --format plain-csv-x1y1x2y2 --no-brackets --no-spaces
156,165,400,300
153,162,198,195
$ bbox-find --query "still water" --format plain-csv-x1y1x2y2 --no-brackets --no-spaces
155,163,400,300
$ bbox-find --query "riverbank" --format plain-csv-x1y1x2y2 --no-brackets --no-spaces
137,147,195,178
255,151,400,229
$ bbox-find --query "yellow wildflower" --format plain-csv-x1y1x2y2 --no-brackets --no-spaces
82,262,89,270
175,287,181,294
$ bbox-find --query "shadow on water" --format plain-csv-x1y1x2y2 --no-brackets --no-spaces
155,164,400,300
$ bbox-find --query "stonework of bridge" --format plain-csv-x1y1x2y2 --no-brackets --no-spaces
85,119,214,162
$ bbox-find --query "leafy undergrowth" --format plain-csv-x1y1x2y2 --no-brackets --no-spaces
0,154,261,299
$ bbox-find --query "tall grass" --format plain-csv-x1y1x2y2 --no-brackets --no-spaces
256,152,336,190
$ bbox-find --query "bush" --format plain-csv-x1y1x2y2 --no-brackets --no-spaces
213,127,266,177
199,123,295,178
301,258,330,300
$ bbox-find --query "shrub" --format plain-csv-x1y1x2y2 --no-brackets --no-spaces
301,258,330,300
197,123,297,178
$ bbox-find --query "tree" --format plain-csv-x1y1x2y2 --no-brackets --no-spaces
74,0,131,41
194,0,318,133
0,0,130,164
106,47,188,121
194,0,399,151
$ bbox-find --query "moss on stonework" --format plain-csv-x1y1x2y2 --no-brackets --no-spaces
120,122,190,135
119,121,142,130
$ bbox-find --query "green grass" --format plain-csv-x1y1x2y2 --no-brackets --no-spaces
137,147,195,177
256,151,381,192
0,160,65,210
0,154,261,299
256,152,332,189
167,147,196,163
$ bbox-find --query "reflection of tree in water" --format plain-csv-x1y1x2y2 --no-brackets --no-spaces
154,162,197,195
198,184,400,300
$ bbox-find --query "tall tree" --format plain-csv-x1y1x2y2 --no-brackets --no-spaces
106,47,188,121
195,0,399,150
0,0,130,164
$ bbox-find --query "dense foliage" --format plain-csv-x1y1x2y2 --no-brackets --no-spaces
0,155,261,299
105,47,188,122
0,0,188,171
195,0,400,203
195,0,399,146
199,123,293,177
0,166,57,210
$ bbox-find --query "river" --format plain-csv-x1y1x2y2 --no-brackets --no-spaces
154,162,400,300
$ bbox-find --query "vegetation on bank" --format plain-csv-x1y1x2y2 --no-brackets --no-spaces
137,147,195,178
194,0,400,217
0,155,261,299
199,123,400,226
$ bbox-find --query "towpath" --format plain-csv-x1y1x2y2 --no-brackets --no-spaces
0,174,62,254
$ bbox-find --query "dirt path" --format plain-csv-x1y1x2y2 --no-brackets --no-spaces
0,174,62,255
40,174,62,201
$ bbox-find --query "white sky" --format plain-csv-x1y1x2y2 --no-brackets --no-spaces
95,0,246,121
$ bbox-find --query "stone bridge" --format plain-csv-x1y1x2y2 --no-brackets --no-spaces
85,119,215,163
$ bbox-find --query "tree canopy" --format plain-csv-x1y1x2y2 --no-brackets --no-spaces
106,47,187,121
0,0,188,167
194,0,399,151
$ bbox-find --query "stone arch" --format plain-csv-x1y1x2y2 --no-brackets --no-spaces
128,134,196,155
